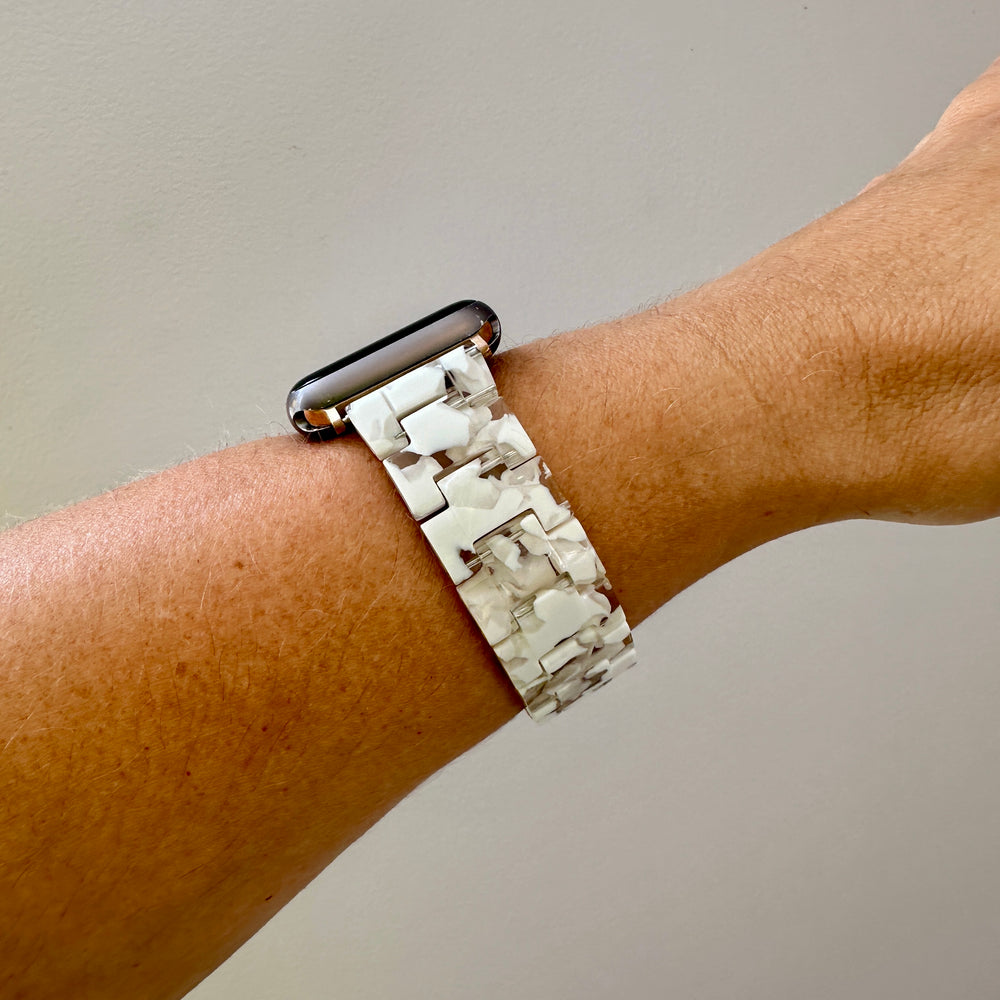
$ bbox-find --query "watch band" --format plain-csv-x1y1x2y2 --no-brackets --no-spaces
344,340,636,720
287,301,636,720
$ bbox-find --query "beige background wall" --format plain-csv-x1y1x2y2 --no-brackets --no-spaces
3,2,1000,997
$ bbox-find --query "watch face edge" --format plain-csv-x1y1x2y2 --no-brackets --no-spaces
286,300,501,436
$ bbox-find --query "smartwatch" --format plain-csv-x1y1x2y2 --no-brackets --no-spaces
287,300,636,720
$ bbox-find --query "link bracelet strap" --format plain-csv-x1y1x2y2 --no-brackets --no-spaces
339,341,637,720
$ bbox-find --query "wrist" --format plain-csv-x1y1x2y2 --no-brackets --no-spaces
723,181,1000,528
492,285,852,623
688,226,890,526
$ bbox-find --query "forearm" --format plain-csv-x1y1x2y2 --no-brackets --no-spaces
6,51,1000,1000
0,265,850,998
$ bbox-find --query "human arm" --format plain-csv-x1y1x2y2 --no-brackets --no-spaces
3,56,1000,1000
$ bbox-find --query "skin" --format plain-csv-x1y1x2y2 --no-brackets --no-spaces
2,55,1000,1000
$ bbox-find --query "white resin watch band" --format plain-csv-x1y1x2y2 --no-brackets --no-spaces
342,342,636,719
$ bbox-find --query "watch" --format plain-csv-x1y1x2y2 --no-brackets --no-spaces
287,300,636,720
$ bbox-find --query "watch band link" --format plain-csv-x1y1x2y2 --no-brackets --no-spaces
339,341,636,720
